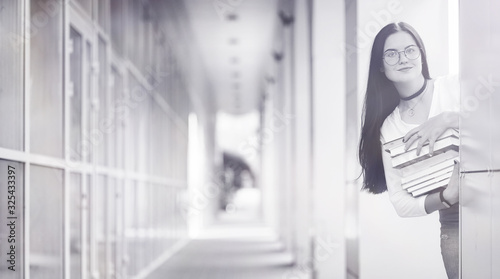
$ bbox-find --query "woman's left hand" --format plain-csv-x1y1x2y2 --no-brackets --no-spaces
403,112,459,156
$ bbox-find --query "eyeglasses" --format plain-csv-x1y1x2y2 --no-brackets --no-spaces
383,45,421,66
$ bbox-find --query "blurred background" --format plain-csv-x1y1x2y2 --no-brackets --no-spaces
0,0,499,278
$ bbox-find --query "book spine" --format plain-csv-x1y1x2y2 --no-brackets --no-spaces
390,135,458,157
411,180,449,196
401,162,455,185
392,144,458,169
405,172,453,192
400,149,458,176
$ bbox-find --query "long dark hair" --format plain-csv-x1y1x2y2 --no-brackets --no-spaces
359,22,430,194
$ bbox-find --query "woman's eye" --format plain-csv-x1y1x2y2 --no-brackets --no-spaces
386,51,397,58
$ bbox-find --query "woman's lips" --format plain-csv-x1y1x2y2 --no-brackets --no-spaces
398,67,413,72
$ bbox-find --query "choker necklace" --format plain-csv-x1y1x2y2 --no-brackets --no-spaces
404,80,429,117
401,79,428,101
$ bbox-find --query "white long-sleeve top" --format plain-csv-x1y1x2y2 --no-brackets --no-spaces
380,75,460,217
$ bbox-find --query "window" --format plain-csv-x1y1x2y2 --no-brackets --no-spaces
30,166,63,279
0,1,24,150
69,27,84,161
97,38,108,166
70,173,82,279
30,0,64,157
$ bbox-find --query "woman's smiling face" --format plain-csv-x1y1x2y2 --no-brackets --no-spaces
382,31,423,83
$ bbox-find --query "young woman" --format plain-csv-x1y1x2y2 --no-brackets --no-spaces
358,22,460,279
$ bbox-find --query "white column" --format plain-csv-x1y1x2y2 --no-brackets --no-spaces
292,0,313,270
459,0,500,278
311,0,347,278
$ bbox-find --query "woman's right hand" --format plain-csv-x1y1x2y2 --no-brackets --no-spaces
443,160,460,205
403,112,459,156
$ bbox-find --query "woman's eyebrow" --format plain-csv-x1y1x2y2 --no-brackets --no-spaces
384,45,416,52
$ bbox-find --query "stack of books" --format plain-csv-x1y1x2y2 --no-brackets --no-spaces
383,129,459,196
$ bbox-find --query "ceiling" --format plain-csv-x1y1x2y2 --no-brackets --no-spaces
183,0,279,115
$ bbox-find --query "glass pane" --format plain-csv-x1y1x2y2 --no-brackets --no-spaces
97,38,108,166
70,173,82,279
127,0,140,68
98,0,108,31
96,175,107,278
108,179,116,278
143,13,153,75
85,175,91,277
166,187,174,248
155,36,170,99
0,161,24,279
174,188,184,241
145,184,153,262
167,121,173,178
127,74,144,172
115,181,125,277
137,94,151,174
135,182,147,272
30,0,64,157
74,0,92,16
152,184,163,258
69,27,83,161
110,67,123,169
110,0,124,55
124,181,138,276
85,41,92,163
0,1,24,150
152,102,166,177
30,165,63,279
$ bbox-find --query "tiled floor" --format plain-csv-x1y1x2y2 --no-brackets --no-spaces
148,214,296,279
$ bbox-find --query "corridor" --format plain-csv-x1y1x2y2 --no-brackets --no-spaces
1,0,499,279
149,213,295,279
